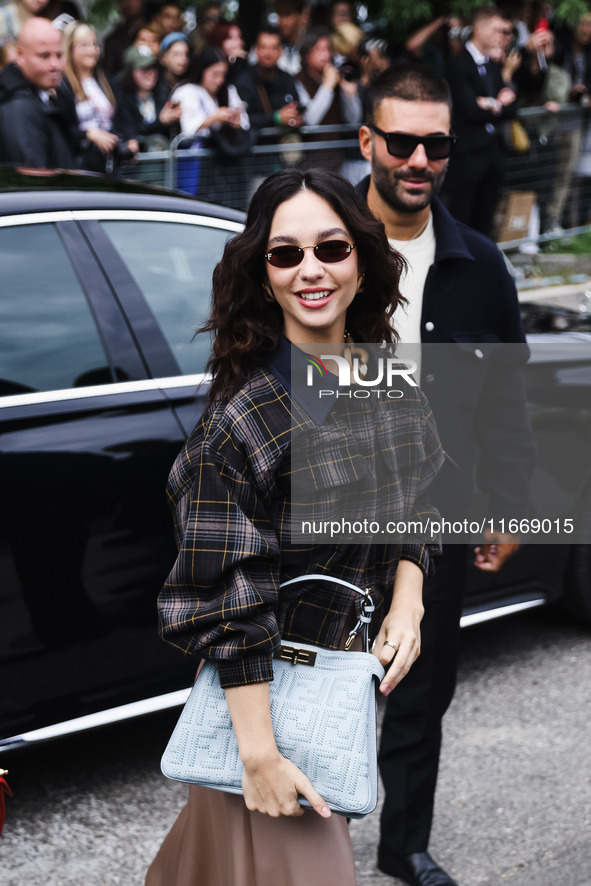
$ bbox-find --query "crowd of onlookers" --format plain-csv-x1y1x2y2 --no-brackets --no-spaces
2,0,591,233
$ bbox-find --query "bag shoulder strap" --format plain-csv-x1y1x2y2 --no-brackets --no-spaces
279,573,367,597
279,574,375,652
256,82,273,115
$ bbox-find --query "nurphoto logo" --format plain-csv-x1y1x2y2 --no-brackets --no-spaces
306,354,418,399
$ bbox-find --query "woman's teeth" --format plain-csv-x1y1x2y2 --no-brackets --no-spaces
298,290,332,301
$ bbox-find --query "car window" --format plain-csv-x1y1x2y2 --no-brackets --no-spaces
0,224,110,396
100,220,233,375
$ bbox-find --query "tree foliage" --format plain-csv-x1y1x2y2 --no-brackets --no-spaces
553,0,590,27
85,0,591,40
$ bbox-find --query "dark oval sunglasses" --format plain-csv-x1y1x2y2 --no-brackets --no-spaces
265,240,355,269
370,125,457,160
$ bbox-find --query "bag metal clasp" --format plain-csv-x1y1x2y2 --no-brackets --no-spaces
345,587,374,652
274,645,317,666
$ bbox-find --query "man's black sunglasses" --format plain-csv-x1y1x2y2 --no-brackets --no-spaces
370,125,457,160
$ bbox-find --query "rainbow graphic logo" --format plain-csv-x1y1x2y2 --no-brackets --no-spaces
306,356,329,385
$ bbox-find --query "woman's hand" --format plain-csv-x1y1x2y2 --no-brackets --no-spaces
339,75,358,98
226,107,243,128
277,101,302,127
372,559,424,696
503,48,522,80
159,100,183,125
474,531,519,572
225,681,331,819
322,64,340,91
216,106,240,125
86,128,119,154
242,749,331,818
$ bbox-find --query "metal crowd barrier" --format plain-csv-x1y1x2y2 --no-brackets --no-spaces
119,123,368,208
498,104,587,250
119,109,591,250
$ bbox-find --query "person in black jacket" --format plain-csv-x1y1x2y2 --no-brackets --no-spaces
235,27,302,131
358,64,534,886
234,26,302,180
444,6,517,236
0,17,75,168
113,44,181,152
102,0,145,78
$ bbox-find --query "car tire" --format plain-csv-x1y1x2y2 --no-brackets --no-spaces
563,491,591,623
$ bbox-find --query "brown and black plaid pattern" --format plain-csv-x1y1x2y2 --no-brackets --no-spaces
158,368,443,689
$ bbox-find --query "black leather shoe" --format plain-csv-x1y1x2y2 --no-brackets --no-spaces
377,850,459,886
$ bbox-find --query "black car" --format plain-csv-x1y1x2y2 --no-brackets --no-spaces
0,169,589,751
0,169,241,749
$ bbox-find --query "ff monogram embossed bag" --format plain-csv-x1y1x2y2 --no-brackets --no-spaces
161,575,386,819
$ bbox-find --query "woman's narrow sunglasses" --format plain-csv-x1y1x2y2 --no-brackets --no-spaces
370,125,457,160
265,240,355,269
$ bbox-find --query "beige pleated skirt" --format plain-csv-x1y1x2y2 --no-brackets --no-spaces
145,784,357,886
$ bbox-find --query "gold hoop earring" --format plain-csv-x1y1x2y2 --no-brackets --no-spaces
262,283,276,303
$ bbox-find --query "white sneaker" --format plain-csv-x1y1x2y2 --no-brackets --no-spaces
518,241,540,255
544,223,565,236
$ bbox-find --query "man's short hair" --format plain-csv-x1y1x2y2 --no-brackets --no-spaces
471,5,504,26
256,25,281,42
364,63,452,126
275,0,306,14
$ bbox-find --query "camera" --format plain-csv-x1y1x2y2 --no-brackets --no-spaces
340,63,359,82
448,25,472,41
359,37,388,58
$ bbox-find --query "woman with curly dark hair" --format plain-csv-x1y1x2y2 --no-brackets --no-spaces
205,166,402,403
147,168,443,886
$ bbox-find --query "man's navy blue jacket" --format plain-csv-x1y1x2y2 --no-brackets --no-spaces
357,177,534,522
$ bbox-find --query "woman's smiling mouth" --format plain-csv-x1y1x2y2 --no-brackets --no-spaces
295,289,334,304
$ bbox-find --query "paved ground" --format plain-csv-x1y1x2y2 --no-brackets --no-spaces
1,605,589,886
353,607,591,886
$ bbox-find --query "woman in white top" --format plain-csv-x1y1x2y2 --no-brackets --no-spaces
172,46,251,204
63,21,137,172
172,46,249,141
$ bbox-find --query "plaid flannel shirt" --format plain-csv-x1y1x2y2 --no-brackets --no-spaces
158,339,443,688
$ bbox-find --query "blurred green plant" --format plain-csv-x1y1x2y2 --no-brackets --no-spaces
377,0,434,28
543,231,591,254
553,0,590,28
367,0,591,36
87,0,120,29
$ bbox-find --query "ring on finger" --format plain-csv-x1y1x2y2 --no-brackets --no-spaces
383,640,399,654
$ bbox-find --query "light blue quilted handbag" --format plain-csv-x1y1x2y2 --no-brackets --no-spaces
161,574,386,819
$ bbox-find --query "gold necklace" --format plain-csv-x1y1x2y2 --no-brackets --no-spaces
409,215,430,240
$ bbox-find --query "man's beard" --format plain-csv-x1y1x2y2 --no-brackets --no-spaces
371,144,448,215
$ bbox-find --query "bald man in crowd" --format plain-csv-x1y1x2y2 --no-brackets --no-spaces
0,17,75,167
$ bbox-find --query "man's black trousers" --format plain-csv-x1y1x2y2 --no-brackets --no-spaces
378,544,468,857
